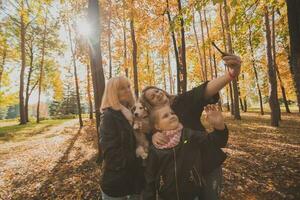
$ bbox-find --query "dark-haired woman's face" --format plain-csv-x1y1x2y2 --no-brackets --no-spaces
144,88,169,106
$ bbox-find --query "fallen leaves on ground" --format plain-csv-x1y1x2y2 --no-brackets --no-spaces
0,112,299,200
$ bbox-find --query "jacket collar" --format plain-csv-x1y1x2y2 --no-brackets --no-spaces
107,108,133,130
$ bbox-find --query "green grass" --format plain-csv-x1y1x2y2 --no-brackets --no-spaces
0,119,70,142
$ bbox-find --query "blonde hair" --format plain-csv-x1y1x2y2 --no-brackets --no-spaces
100,76,135,112
140,86,175,111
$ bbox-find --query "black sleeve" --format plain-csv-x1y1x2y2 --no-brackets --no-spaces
194,125,229,148
175,81,220,110
99,111,124,169
142,147,159,200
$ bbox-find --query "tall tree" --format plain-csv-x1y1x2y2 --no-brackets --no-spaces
67,21,83,127
223,0,241,120
264,6,280,127
286,0,300,112
166,0,181,93
130,0,138,97
177,0,187,92
86,64,93,119
88,0,106,160
36,12,48,123
271,7,289,114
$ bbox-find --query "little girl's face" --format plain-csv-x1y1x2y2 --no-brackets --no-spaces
155,106,179,131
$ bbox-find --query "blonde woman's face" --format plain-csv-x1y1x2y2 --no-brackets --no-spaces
145,88,169,107
118,81,132,104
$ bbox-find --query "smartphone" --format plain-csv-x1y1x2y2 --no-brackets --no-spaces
212,42,227,57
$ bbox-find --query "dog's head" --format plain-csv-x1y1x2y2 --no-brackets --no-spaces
131,102,149,119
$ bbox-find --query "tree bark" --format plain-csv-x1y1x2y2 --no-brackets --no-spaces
248,25,264,115
224,0,241,120
19,0,27,124
166,0,181,94
25,43,34,122
264,6,280,127
88,0,106,161
37,13,48,123
167,50,174,94
286,0,300,113
130,4,138,97
272,8,290,114
87,64,93,119
192,10,204,81
0,45,7,90
198,9,208,81
122,0,128,77
203,8,213,80
177,0,187,92
108,0,112,78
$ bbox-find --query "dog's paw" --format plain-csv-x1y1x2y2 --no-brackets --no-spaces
141,152,148,159
136,146,148,159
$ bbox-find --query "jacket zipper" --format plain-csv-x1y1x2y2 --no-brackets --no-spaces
193,166,202,186
173,148,180,200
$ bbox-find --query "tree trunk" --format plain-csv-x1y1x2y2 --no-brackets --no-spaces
167,50,173,94
219,3,228,52
192,10,204,81
264,6,280,127
0,46,7,90
198,9,207,81
37,13,48,124
108,0,112,78
19,0,26,124
67,22,83,127
248,24,264,115
25,45,34,122
224,0,241,120
177,0,187,92
203,8,213,80
166,0,181,94
130,9,138,97
122,0,128,77
87,64,93,119
226,86,230,111
88,0,106,161
272,8,290,114
286,0,300,113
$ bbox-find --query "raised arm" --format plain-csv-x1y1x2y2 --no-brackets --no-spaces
204,54,242,100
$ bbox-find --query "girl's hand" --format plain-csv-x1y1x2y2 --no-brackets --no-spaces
204,104,225,130
223,54,242,79
152,132,169,146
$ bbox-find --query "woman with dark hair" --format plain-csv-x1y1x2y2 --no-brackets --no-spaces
140,53,241,199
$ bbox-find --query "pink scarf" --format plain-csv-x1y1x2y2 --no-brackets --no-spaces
154,123,183,149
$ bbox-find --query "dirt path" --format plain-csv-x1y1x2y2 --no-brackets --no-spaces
0,119,101,199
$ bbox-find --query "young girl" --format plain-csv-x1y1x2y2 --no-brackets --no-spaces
143,105,228,200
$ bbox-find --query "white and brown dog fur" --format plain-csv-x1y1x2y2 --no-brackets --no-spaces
131,101,151,159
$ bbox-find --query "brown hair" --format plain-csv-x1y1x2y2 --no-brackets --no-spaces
140,86,176,112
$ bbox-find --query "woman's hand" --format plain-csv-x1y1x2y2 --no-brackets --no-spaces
152,132,169,146
204,104,225,130
223,54,242,79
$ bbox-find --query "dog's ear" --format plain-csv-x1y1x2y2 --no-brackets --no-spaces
131,105,136,113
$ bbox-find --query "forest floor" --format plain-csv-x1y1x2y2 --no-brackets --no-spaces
0,112,299,200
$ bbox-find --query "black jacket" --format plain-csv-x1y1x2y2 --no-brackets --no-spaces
172,81,220,131
143,127,228,200
99,108,144,197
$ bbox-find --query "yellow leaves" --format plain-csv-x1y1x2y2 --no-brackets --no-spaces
52,71,63,101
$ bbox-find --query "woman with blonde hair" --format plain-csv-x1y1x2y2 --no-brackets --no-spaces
99,76,144,200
